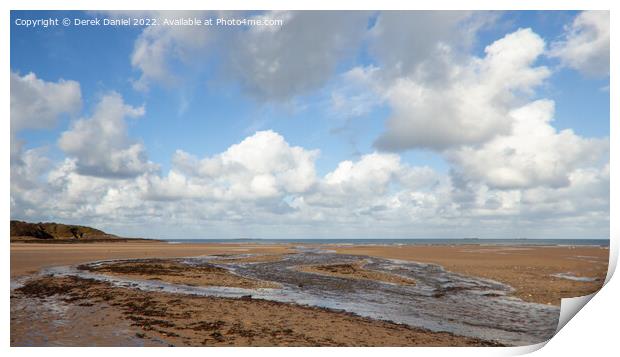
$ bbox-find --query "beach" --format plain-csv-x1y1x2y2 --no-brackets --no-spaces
330,244,609,305
10,241,609,347
10,242,293,277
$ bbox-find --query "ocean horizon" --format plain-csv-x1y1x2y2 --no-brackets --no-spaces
163,238,610,246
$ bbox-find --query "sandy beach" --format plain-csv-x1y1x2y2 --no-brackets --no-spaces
12,274,499,347
10,241,609,347
330,244,609,305
10,242,293,277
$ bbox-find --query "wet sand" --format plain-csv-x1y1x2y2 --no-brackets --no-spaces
209,254,289,265
12,275,500,347
298,261,416,285
330,245,609,305
12,250,560,345
10,242,293,277
10,241,609,346
77,259,281,289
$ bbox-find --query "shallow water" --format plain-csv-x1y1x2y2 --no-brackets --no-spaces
39,247,560,346
551,273,597,282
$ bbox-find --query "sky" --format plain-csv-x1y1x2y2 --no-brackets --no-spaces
10,10,610,239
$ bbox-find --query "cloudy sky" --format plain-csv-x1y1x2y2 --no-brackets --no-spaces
10,10,609,239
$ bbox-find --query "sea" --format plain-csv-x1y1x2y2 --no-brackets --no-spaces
164,238,609,246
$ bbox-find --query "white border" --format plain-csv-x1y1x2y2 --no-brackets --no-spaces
3,1,617,356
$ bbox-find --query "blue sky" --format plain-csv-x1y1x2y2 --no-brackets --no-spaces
10,10,610,239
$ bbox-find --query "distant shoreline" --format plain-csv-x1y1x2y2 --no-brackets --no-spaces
11,236,609,246
162,238,610,247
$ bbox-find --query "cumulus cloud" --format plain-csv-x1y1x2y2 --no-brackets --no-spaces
324,153,401,195
10,13,609,239
300,153,456,227
10,147,53,219
224,11,369,101
374,28,550,151
550,10,610,77
11,128,609,238
128,10,216,90
10,71,82,217
446,100,609,189
329,12,497,120
520,165,609,218
58,92,157,178
368,11,496,77
297,152,402,212
10,71,81,132
151,130,319,201
127,11,369,100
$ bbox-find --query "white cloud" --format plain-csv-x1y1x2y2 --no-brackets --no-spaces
368,11,496,77
58,92,157,178
9,14,609,239
147,130,319,201
128,10,216,91
224,11,369,101
10,128,609,239
298,152,403,212
330,66,384,118
550,10,610,77
374,28,550,151
10,71,82,217
11,71,81,132
324,152,401,194
42,158,151,222
329,12,496,120
521,165,609,217
302,153,452,224
127,11,369,100
10,147,53,218
446,100,608,190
